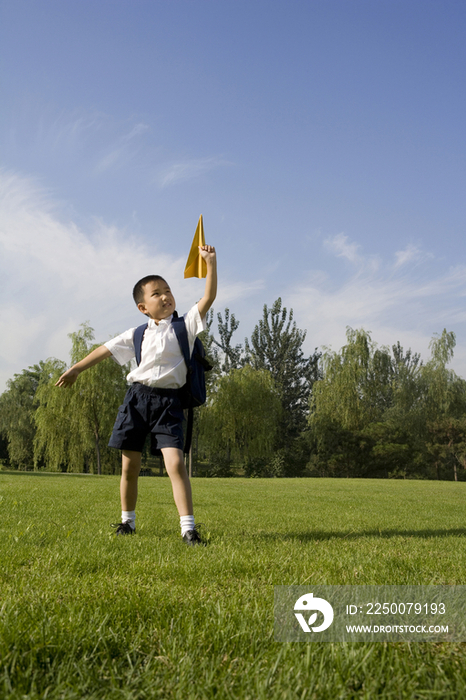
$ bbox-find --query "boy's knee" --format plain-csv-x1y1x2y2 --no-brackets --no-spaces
122,450,142,476
162,447,186,473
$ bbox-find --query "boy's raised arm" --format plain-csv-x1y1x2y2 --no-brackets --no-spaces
55,345,112,388
197,245,217,320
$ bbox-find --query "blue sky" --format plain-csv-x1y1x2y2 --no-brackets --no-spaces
1,0,466,390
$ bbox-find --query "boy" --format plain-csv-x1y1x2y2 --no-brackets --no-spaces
56,244,217,545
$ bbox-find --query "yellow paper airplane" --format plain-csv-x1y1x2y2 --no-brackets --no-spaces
184,215,207,278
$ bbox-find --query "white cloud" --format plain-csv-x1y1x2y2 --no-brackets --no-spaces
215,278,265,308
285,234,466,377
323,232,362,264
122,123,150,142
47,112,106,152
0,170,182,389
0,169,263,391
157,156,231,187
394,243,434,269
94,122,150,173
10,105,151,177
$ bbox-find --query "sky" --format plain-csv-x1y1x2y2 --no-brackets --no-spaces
1,0,466,391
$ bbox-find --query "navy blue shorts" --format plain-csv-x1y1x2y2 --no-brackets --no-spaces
108,383,184,454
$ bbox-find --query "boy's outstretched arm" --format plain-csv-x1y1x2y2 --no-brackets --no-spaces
197,245,217,320
55,345,112,388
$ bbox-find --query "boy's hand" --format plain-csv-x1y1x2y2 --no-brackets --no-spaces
55,367,80,388
198,244,216,264
54,346,111,387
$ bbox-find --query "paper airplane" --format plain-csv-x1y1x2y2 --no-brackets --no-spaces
184,215,207,278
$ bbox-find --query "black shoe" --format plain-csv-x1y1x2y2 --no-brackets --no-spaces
183,525,206,546
111,521,135,535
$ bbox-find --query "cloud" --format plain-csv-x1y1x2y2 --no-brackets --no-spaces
0,170,182,389
0,169,261,391
215,278,266,308
323,232,362,264
285,234,466,377
394,243,434,269
94,122,150,173
122,123,150,142
47,112,106,152
157,156,231,187
9,105,151,177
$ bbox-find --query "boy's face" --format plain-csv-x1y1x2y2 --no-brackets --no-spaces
137,280,176,322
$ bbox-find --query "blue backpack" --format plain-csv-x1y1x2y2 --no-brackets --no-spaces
133,312,212,453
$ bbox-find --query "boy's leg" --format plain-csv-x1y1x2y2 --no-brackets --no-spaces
121,449,142,509
115,450,142,533
162,447,203,545
161,447,193,515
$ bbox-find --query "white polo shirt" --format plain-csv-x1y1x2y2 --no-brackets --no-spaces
104,304,206,389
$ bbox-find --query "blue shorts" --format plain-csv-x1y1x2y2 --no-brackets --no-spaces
108,383,184,454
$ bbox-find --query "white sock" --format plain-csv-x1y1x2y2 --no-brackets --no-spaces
122,510,136,530
180,515,195,537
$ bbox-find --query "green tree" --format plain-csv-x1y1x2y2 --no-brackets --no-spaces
0,362,61,469
211,308,243,373
426,417,466,482
310,327,466,480
309,329,423,477
421,330,466,421
34,323,129,474
310,328,393,434
245,298,320,439
419,330,466,480
199,365,282,469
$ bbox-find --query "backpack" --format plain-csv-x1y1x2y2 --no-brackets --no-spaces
133,312,212,453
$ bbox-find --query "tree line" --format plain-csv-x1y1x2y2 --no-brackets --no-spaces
1,299,465,480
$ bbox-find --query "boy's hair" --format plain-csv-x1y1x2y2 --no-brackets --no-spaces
132,275,168,305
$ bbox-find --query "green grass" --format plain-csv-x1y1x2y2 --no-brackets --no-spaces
0,472,465,699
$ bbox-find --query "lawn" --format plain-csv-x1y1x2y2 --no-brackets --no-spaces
0,472,465,699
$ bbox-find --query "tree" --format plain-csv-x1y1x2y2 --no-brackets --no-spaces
34,323,129,474
421,330,466,421
0,362,61,469
245,298,320,439
198,365,282,467
197,309,219,384
309,327,466,479
309,329,424,477
211,308,243,374
426,417,466,482
418,330,466,480
310,328,393,434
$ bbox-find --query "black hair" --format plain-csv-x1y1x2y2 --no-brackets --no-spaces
132,275,168,305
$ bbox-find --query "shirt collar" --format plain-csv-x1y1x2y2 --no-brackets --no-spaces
148,314,173,329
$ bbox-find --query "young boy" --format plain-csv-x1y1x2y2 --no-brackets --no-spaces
56,244,217,545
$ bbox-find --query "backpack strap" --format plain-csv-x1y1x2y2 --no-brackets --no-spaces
171,315,191,374
133,323,148,366
171,314,195,455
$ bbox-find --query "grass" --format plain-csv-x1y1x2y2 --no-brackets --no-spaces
0,472,465,699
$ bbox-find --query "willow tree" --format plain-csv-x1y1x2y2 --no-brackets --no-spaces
310,328,393,433
308,328,396,476
34,323,129,474
420,330,466,420
421,330,466,479
310,327,466,479
199,364,282,465
0,361,62,469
